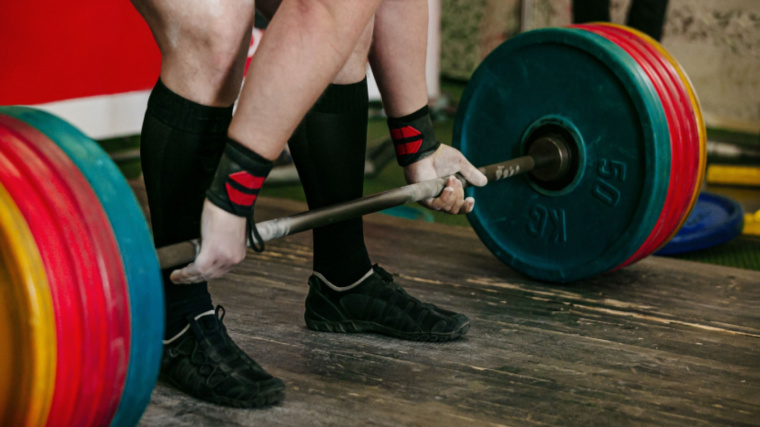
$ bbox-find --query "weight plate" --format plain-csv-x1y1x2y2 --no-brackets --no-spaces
575,24,698,265
1,107,164,427
600,23,707,245
0,113,129,426
453,27,670,282
0,119,86,426
0,184,56,427
656,192,744,255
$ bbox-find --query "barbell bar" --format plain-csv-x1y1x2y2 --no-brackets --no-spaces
156,135,572,269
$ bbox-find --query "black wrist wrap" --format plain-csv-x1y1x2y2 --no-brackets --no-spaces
206,138,273,218
387,105,441,167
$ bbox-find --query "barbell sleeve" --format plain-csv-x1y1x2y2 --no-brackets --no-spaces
156,137,568,269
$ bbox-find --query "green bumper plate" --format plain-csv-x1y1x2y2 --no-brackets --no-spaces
453,28,670,282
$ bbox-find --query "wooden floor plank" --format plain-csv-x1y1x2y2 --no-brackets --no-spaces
139,196,760,426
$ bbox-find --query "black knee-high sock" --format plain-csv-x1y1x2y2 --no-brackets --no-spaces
288,79,372,286
141,79,232,338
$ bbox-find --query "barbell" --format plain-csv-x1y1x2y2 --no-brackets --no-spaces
0,24,705,427
156,134,571,268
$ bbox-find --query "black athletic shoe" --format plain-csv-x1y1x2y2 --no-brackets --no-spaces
304,265,470,342
160,306,285,408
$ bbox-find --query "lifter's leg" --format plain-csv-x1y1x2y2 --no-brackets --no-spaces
301,2,473,342
134,0,253,339
626,0,669,41
287,21,374,287
572,0,612,24
131,0,284,407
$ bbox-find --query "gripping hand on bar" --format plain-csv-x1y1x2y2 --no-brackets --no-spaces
167,144,487,284
404,144,488,215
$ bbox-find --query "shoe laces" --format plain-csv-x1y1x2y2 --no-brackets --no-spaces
372,265,428,309
214,305,226,326
373,264,395,283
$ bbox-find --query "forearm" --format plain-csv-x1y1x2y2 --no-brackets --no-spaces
369,0,429,117
229,0,380,160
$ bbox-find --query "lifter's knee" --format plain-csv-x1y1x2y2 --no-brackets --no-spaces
333,20,374,84
131,0,255,105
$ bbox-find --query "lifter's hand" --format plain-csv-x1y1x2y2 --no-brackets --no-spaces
170,200,248,284
404,144,488,214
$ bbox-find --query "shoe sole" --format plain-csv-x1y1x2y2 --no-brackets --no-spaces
160,374,286,409
305,318,470,342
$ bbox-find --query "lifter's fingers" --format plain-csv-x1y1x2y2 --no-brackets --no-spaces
443,184,466,214
463,197,475,214
442,177,467,213
170,263,207,284
446,195,466,214
431,186,455,211
450,197,474,215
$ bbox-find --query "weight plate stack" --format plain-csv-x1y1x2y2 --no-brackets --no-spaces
0,118,89,426
0,184,56,427
573,24,687,267
573,24,699,267
599,24,707,249
584,24,704,261
0,107,164,427
0,113,132,426
454,27,671,282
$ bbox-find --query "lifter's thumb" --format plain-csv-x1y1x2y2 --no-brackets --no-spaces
458,157,488,187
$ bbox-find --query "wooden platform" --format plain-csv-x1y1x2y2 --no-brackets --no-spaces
139,196,760,427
